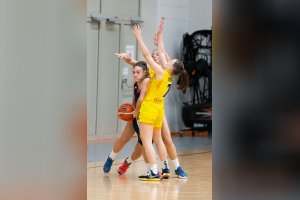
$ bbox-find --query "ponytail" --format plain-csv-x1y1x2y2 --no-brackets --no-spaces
177,70,189,91
173,59,189,91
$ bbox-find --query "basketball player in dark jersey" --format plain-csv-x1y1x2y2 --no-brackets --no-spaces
103,61,151,174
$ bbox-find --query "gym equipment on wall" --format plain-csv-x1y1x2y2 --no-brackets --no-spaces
180,30,212,136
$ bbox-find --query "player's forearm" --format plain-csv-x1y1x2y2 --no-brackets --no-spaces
135,98,142,112
136,35,151,59
123,57,137,66
157,33,165,53
157,34,168,68
164,50,171,62
128,59,138,66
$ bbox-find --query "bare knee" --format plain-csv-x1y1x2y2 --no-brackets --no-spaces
131,143,143,159
119,136,133,147
162,136,173,147
142,139,154,152
134,143,143,153
152,136,159,145
153,133,163,145
118,135,129,144
161,128,172,142
119,125,134,143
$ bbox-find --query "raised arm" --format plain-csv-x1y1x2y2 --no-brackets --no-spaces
114,53,137,66
157,17,169,70
132,24,164,80
133,78,150,118
153,32,171,64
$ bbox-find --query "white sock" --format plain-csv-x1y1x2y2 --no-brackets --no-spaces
149,164,158,174
126,157,133,164
162,160,169,169
109,150,118,160
145,163,151,171
171,158,180,169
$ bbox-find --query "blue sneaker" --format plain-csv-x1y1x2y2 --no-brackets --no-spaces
103,157,114,173
161,168,170,179
175,166,188,179
138,170,161,181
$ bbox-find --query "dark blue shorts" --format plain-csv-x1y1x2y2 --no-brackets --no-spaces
133,118,143,145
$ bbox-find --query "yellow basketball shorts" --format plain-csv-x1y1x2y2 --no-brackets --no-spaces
138,101,164,129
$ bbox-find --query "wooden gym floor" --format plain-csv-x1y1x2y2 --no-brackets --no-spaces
87,135,212,200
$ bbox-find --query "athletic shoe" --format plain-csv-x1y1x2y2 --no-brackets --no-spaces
175,166,188,179
138,170,161,181
117,158,131,175
103,157,114,173
161,168,170,179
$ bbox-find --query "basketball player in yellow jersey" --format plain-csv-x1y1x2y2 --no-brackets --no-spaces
132,23,189,180
132,24,169,180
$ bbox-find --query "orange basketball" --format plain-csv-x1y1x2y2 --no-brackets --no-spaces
117,103,135,121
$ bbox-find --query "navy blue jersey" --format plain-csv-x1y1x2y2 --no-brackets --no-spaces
133,82,142,145
133,82,141,103
132,118,142,145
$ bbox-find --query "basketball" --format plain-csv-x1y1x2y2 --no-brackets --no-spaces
117,103,135,121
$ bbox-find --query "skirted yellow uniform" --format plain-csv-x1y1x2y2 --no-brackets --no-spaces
138,68,172,129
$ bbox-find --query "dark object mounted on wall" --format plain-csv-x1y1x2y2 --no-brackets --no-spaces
180,29,212,105
180,30,212,134
181,30,212,67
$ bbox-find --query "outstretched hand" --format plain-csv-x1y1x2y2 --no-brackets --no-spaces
132,24,142,37
157,17,165,34
154,17,165,46
114,53,132,62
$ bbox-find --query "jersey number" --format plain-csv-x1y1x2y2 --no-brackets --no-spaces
163,84,172,97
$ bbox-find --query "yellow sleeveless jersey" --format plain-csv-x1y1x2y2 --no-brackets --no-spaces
144,68,172,103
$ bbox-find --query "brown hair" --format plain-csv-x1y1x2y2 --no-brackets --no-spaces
173,60,189,91
133,61,149,78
